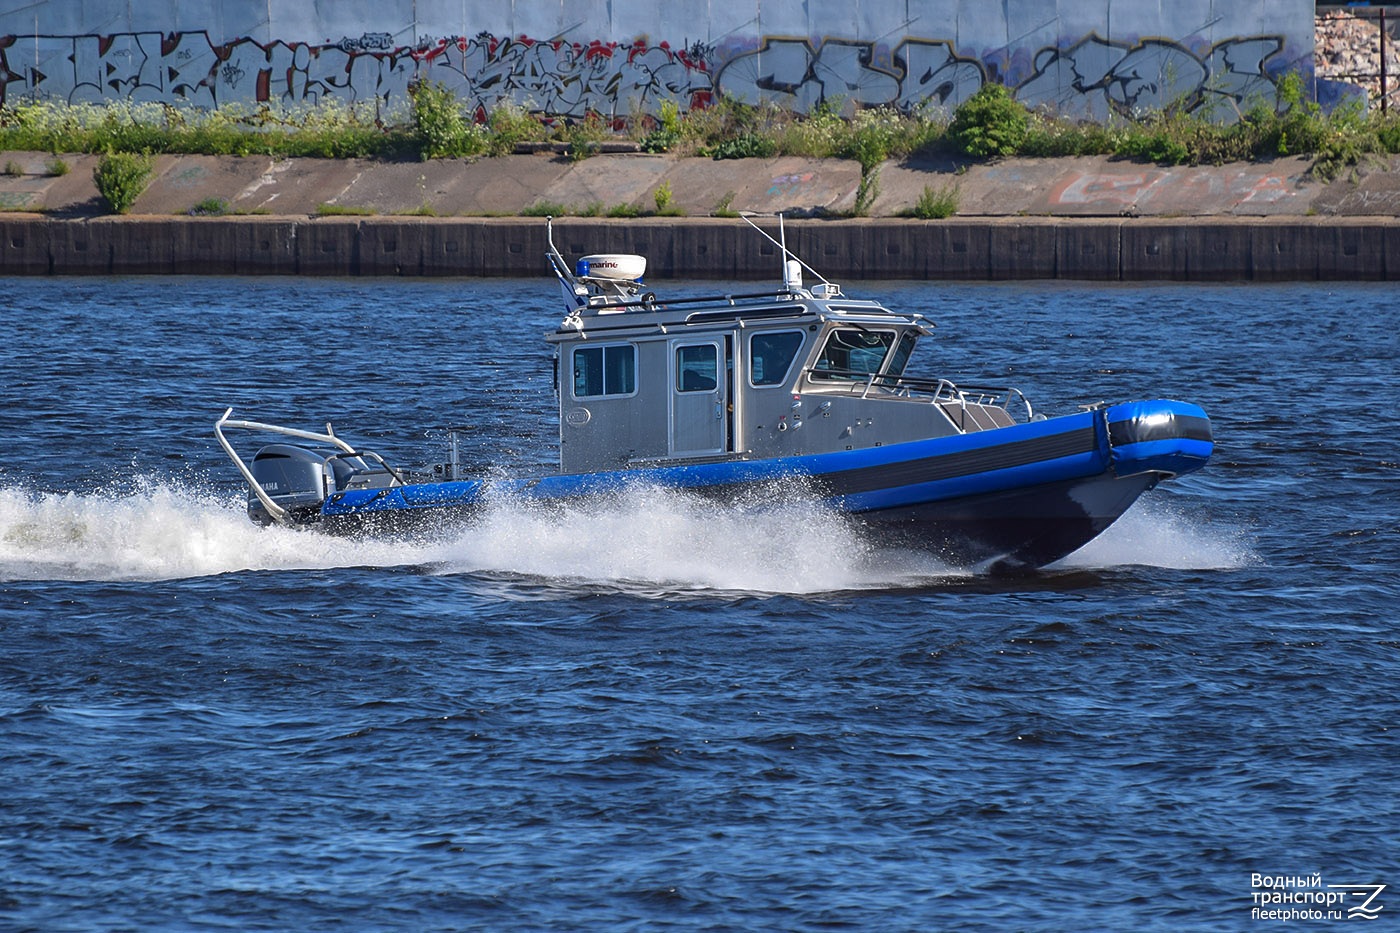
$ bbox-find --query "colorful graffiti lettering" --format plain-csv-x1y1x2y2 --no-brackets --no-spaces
0,27,1291,124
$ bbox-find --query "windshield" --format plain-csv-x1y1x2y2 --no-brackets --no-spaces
812,328,897,380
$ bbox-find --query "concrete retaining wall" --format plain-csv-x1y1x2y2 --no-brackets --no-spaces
2,216,1398,280
0,1,1313,123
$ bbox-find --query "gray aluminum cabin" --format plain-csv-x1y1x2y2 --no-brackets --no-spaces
545,221,1029,476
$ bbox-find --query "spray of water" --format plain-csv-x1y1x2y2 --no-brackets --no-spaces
1055,497,1257,571
0,480,1253,590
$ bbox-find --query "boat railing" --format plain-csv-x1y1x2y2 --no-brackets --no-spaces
215,408,407,524
806,369,1034,422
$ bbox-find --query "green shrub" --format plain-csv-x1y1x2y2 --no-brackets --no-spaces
92,150,153,213
837,107,911,171
710,131,778,160
487,102,548,156
189,197,229,215
45,155,70,176
641,99,683,152
409,79,488,159
900,182,960,219
1376,117,1400,153
947,84,1029,158
1121,123,1193,164
521,200,569,216
563,112,610,161
851,165,880,217
653,180,676,214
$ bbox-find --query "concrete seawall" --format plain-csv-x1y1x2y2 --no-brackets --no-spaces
4,150,1400,279
3,215,1399,280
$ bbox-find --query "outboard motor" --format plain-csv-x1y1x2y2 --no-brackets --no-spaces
246,444,336,526
246,443,400,526
215,409,405,528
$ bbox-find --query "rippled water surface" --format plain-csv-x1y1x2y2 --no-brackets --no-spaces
1,275,1396,931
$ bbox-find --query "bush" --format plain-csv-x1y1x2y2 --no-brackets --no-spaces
92,150,153,213
838,107,906,171
640,99,683,152
409,79,487,159
900,182,960,219
487,102,548,156
653,180,681,214
947,84,1029,158
1376,117,1400,153
710,131,778,160
563,112,609,161
189,197,229,216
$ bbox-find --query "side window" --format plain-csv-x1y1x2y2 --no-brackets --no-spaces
573,344,636,398
749,330,804,386
676,345,718,392
813,328,896,380
886,332,918,378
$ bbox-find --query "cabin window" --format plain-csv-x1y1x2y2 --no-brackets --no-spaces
812,328,897,380
749,330,804,387
887,332,918,377
573,344,636,398
675,345,718,392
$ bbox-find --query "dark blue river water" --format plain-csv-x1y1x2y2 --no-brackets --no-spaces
1,273,1396,931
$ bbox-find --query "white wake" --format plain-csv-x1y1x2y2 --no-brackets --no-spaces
0,481,1253,590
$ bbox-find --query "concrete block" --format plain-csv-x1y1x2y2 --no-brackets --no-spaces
670,221,740,279
1185,222,1254,281
105,218,179,274
358,220,423,275
165,218,296,275
0,217,51,274
786,221,863,280
420,221,481,277
296,219,360,276
1056,223,1120,280
1386,225,1400,281
233,219,299,275
1316,223,1388,280
1121,223,1188,280
47,220,109,274
988,222,1057,279
232,159,363,216
542,155,672,213
1250,223,1318,280
925,223,990,279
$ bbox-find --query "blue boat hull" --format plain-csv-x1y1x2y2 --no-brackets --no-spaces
319,399,1212,569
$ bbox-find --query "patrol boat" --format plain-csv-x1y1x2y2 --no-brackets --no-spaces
216,216,1212,571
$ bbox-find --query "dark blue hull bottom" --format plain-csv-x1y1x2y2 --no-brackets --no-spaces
320,468,1159,572
853,470,1159,571
314,399,1211,571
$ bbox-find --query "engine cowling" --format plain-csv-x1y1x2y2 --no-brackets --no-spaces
246,444,334,525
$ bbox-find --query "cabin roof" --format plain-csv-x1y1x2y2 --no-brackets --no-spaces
546,293,929,342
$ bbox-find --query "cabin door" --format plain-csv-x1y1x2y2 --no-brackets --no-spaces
669,337,727,457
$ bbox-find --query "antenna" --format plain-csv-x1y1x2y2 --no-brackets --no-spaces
738,212,832,288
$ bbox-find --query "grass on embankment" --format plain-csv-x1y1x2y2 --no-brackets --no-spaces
3,73,1397,216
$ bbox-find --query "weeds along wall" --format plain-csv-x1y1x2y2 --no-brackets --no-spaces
0,0,1315,124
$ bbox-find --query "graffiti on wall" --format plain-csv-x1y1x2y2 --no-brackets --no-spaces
715,33,1288,119
0,30,713,118
1013,34,1286,122
712,37,985,114
416,33,712,119
0,27,1290,122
